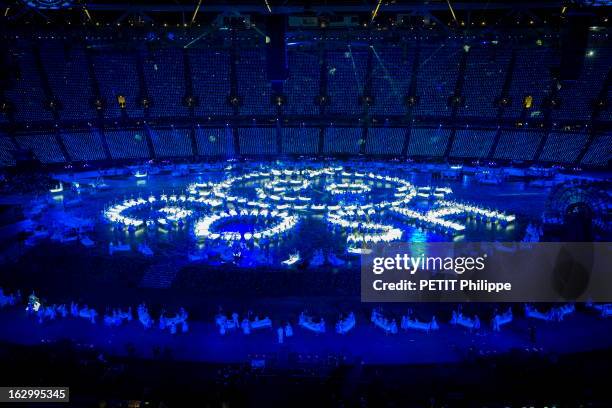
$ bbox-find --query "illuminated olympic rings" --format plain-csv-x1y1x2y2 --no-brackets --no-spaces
103,166,515,247
104,194,194,229
194,209,299,241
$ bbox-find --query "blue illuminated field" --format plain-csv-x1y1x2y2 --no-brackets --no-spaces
36,162,537,269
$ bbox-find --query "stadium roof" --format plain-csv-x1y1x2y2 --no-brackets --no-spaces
17,0,568,12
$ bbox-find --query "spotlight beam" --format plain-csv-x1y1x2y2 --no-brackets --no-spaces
370,46,403,101
191,0,202,25
347,45,364,95
446,0,458,24
371,0,383,23
184,26,215,48
21,2,50,22
82,7,92,22
264,0,272,14
250,24,269,40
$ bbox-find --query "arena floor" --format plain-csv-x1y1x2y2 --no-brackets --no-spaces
0,161,610,366
18,161,545,270
1,305,612,365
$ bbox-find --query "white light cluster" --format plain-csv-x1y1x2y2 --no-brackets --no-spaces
438,200,516,223
326,182,372,195
158,206,193,223
194,209,298,241
390,200,516,233
200,168,324,205
186,196,224,207
416,186,453,198
184,166,420,245
159,193,188,203
390,207,466,232
104,195,195,229
282,252,301,265
187,167,417,215
264,178,310,193
104,198,147,228
103,165,515,251
327,214,402,243
253,187,312,206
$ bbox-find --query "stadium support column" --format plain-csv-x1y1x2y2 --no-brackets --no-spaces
0,57,17,143
360,123,368,156
135,52,155,160
402,42,420,157
85,47,111,160
317,127,325,156
274,92,283,155
560,12,590,81
318,48,328,155
32,42,70,163
360,46,374,155
266,14,288,156
575,69,611,166
535,10,589,163
0,60,19,150
229,32,240,157
533,71,562,162
183,49,198,158
143,124,156,160
136,50,155,159
444,46,469,159
135,50,152,125
487,50,517,160
486,129,503,163
0,47,17,129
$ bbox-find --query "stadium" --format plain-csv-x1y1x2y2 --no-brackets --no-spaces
0,0,610,406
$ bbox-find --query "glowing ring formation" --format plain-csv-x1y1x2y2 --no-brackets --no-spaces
263,178,311,194
104,166,515,249
194,209,298,241
193,167,419,213
327,213,402,243
104,194,194,229
187,166,419,244
326,182,372,195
